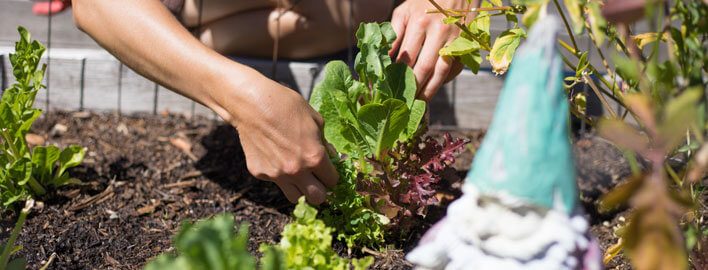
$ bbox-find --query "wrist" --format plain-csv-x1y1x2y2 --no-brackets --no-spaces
202,61,269,127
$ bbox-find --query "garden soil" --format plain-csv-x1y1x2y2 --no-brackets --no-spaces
0,111,642,269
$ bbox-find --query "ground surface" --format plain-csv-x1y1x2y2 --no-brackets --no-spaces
0,111,639,269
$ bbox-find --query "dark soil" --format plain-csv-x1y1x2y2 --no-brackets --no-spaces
0,111,643,269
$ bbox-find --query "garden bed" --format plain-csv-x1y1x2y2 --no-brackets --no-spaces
1,111,647,269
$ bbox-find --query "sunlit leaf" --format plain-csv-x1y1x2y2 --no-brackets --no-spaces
489,28,525,75
522,1,549,28
439,37,480,56
564,0,586,34
585,0,606,46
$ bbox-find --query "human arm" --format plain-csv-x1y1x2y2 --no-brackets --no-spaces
71,0,338,204
389,0,478,101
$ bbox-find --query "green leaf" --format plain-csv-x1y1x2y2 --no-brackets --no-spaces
401,99,426,142
489,0,503,6
585,0,606,46
614,56,640,86
379,22,397,48
310,61,351,111
9,158,32,185
576,52,589,77
260,246,286,270
31,145,60,182
564,0,585,34
489,28,525,75
659,87,702,152
384,63,417,107
439,37,480,56
57,145,84,177
341,119,373,158
522,1,549,28
6,257,27,270
357,99,410,157
460,50,482,74
443,16,464,24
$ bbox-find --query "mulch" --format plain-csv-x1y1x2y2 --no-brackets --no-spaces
0,111,647,269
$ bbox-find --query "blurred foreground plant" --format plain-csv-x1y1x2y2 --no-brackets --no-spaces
428,0,708,269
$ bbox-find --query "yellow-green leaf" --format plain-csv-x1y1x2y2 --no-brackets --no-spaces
585,1,606,46
632,32,669,50
439,37,480,56
489,29,525,75
564,0,585,34
658,87,702,152
522,1,549,28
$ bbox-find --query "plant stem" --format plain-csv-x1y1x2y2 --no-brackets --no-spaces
427,0,492,51
424,6,512,14
0,199,34,268
553,0,579,52
583,73,618,118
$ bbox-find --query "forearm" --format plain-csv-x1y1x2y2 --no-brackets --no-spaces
72,0,261,123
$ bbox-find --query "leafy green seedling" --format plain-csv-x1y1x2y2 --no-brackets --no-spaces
0,26,84,210
310,22,469,249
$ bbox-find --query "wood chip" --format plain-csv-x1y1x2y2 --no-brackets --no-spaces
161,180,197,189
169,137,197,161
229,186,253,203
69,180,115,211
136,201,162,216
104,253,119,265
50,123,68,136
179,170,202,180
71,111,91,119
25,133,45,145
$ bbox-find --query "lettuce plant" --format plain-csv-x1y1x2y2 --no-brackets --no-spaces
310,22,469,249
144,215,264,270
263,197,373,270
0,27,84,210
146,198,371,270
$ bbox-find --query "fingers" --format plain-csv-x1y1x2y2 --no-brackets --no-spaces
419,56,453,101
293,173,327,205
310,147,339,188
275,181,303,203
389,8,407,58
413,31,447,94
396,22,426,67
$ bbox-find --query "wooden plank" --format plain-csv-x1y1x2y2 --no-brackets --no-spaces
448,70,505,130
119,65,156,114
82,58,120,112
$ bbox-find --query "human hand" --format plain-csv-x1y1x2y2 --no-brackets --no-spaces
217,73,338,205
389,0,469,101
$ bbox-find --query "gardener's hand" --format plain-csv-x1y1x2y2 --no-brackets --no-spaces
389,0,470,101
219,72,339,205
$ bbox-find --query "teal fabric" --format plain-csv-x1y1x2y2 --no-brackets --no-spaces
464,17,578,214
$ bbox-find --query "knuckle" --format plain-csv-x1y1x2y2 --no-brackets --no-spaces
414,17,429,28
281,160,301,177
304,148,326,167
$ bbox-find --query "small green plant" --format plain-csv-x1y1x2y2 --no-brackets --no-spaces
145,198,371,270
144,214,268,270
310,22,469,249
262,197,373,270
0,199,33,270
0,27,84,210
